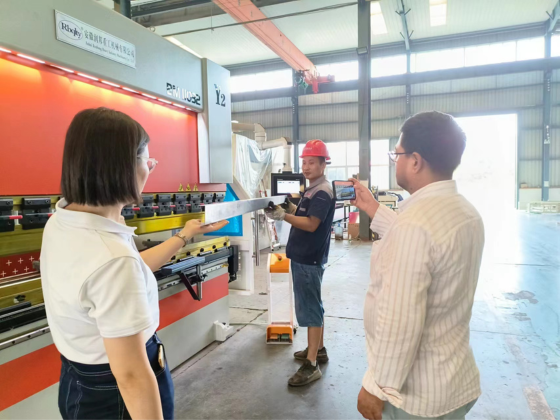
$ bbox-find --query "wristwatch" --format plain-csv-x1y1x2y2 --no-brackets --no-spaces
174,232,188,247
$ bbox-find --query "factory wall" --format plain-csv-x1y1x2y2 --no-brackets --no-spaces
233,71,557,193
230,26,560,205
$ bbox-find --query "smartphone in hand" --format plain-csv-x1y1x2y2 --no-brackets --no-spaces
332,180,356,201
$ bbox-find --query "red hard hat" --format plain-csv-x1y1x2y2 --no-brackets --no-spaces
300,139,330,160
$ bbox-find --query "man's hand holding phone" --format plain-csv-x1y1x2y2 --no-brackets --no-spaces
349,178,380,219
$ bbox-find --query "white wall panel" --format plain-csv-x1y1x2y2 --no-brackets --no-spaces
551,106,560,126
518,160,542,187
371,85,406,100
551,129,560,159
265,127,293,142
551,84,560,104
372,98,406,120
518,129,542,160
299,91,358,106
552,69,560,82
412,73,542,97
412,86,542,115
231,108,291,129
412,80,453,95
299,103,358,125
496,72,543,88
232,97,292,113
372,118,403,139
300,122,358,142
551,160,560,186
518,108,542,128
451,76,496,92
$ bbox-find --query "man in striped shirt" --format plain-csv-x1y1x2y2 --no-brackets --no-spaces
352,111,484,420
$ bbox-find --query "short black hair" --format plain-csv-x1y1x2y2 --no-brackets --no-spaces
61,108,150,206
318,157,326,165
400,111,466,177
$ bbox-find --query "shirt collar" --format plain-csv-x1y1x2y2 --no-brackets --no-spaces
55,199,138,236
307,175,326,190
398,180,458,212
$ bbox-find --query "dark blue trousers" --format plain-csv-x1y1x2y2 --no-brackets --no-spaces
58,334,174,419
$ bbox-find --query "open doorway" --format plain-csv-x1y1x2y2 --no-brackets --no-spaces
454,114,517,219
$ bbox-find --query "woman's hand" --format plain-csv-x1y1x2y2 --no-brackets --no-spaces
349,178,380,219
140,219,228,272
181,219,229,239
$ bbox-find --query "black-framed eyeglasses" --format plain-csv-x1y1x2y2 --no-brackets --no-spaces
388,151,412,163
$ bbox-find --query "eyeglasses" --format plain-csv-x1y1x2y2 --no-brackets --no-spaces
388,151,412,163
138,156,158,173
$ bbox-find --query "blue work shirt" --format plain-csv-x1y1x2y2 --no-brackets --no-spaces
286,176,335,266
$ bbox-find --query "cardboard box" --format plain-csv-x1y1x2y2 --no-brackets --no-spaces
348,223,360,240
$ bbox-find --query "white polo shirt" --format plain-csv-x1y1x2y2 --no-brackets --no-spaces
40,200,159,365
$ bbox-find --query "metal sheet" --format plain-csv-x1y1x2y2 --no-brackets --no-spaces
203,196,285,225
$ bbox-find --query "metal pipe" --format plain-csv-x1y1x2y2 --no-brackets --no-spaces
253,211,260,266
257,138,288,150
232,122,258,132
358,0,372,241
115,0,132,18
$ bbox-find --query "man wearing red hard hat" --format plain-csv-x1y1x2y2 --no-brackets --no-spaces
266,139,336,387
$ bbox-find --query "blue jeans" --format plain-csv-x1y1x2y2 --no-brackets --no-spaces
58,334,174,419
291,260,325,327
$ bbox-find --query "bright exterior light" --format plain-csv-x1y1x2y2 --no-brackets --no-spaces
430,0,447,26
142,93,157,99
173,103,186,108
0,47,12,53
370,1,388,35
123,87,138,93
158,98,172,104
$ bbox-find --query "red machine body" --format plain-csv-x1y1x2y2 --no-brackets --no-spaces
0,51,231,416
0,55,224,195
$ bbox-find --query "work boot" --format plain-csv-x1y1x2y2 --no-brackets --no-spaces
294,347,329,363
288,360,322,387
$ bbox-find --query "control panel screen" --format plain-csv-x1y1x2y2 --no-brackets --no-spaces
277,180,301,194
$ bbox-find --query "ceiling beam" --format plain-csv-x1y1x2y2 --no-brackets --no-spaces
132,0,299,27
231,56,560,102
211,0,318,85
396,0,412,52
547,0,560,33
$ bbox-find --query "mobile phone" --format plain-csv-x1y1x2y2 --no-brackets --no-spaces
332,180,356,201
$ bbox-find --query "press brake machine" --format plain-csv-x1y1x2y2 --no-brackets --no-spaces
0,1,276,417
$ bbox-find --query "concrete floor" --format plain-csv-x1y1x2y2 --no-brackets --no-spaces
172,211,560,420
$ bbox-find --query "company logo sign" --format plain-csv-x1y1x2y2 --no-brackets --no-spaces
59,20,83,40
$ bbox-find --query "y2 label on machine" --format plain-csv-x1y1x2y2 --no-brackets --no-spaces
214,84,226,107
166,83,201,106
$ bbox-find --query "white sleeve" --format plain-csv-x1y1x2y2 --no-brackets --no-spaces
370,204,398,238
80,256,154,338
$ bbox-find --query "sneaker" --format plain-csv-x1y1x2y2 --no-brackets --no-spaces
294,347,329,363
288,360,322,387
